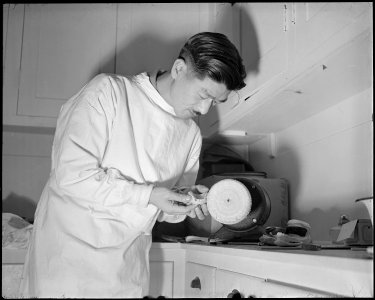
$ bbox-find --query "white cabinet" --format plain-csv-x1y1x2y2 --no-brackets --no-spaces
183,244,373,297
199,2,372,140
3,3,372,138
3,4,117,128
2,3,218,129
2,245,373,298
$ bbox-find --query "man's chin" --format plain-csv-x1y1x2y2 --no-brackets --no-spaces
175,113,193,119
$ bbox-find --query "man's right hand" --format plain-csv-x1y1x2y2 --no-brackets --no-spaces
149,186,195,215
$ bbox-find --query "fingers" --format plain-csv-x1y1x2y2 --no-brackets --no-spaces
186,204,210,220
169,190,192,205
187,209,197,219
194,206,205,220
150,187,210,219
200,203,209,216
170,202,195,215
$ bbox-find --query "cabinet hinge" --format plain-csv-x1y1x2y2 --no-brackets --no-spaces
283,4,288,32
291,3,296,25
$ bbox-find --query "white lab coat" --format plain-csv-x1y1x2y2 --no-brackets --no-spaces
19,72,202,298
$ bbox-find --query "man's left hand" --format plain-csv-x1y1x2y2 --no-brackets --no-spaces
186,185,210,220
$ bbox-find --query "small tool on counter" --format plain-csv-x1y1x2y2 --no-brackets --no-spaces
259,219,312,247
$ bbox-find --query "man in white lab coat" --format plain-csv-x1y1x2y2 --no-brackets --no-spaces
19,32,246,298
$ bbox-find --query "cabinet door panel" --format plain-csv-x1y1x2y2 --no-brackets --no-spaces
215,269,264,298
3,4,9,62
149,261,174,298
263,279,338,298
2,264,24,299
293,2,369,63
185,262,216,298
215,269,332,298
18,4,117,118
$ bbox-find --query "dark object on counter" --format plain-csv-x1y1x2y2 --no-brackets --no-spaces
329,215,350,244
152,220,188,242
200,143,255,178
259,219,312,247
337,219,373,246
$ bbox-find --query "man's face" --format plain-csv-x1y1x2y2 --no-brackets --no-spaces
170,61,231,119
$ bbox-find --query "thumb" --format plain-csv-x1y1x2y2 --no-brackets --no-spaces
170,191,193,204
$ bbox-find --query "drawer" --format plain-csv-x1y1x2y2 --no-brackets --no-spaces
185,262,215,298
215,269,264,298
215,269,335,298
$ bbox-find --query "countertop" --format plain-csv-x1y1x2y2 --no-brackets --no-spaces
151,241,373,260
3,241,373,264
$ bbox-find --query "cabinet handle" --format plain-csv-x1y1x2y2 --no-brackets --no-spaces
227,289,243,298
190,276,201,290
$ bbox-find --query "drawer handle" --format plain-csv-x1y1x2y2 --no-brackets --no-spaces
227,289,243,298
190,276,201,290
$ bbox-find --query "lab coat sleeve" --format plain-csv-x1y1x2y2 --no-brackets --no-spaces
158,130,202,223
54,77,153,209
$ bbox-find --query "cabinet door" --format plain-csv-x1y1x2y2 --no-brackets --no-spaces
17,4,117,119
291,2,370,65
215,269,264,298
215,269,333,298
2,264,24,298
149,261,174,298
3,4,9,62
199,3,288,137
185,262,216,298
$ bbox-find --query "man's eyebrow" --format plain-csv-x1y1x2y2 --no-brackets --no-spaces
203,90,228,103
216,97,228,103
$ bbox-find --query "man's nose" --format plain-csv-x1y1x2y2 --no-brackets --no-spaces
196,99,213,115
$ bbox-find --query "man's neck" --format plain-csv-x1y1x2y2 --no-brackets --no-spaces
155,70,173,107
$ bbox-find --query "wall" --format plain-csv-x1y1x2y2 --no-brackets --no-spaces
248,87,373,241
2,128,54,221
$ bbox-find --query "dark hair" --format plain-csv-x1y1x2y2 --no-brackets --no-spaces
178,32,246,91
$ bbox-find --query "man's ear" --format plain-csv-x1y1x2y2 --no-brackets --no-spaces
171,58,187,79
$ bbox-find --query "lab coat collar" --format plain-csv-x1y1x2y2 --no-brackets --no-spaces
138,71,177,116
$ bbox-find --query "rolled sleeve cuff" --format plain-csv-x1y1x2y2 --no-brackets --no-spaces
157,212,187,223
123,183,154,208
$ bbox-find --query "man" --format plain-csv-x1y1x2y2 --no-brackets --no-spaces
20,32,246,298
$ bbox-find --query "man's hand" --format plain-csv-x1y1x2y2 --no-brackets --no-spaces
186,185,210,220
149,186,195,215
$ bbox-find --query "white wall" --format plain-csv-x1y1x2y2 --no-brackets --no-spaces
249,88,373,241
2,129,54,221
